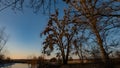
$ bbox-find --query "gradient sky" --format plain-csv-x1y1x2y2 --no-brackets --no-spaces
0,8,48,59
0,1,68,59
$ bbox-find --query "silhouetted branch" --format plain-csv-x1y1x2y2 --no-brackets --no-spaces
0,0,20,12
0,27,8,54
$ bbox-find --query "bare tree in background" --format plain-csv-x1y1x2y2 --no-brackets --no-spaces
73,30,89,63
0,0,120,15
0,27,8,55
0,0,58,13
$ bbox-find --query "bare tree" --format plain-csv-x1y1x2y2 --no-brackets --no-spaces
73,31,88,63
0,27,8,54
0,0,58,13
41,9,78,64
0,27,8,62
63,0,120,65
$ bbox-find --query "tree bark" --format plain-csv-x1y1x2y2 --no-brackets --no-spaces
92,25,109,63
92,25,114,68
64,40,70,65
61,50,67,64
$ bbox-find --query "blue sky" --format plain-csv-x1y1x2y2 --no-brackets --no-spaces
0,8,49,59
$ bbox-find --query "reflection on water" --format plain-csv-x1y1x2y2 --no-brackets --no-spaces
2,63,36,68
0,63,31,68
11,63,29,68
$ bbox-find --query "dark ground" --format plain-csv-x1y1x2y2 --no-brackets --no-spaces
37,62,120,68
60,63,120,68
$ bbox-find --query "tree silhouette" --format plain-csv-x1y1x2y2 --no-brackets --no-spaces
0,27,8,54
0,0,57,13
63,0,120,67
0,27,8,62
41,10,78,64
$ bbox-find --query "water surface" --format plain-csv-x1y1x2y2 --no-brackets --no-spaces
11,63,29,68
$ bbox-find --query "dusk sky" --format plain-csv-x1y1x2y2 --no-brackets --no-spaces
0,8,47,59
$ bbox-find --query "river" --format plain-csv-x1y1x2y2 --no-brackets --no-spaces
2,63,37,68
11,63,30,68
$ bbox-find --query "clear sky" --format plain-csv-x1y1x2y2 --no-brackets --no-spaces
0,8,49,59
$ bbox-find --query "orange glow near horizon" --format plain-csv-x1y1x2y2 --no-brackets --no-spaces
10,54,27,59
9,53,52,59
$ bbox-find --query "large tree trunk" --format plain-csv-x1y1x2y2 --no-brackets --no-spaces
92,25,113,68
92,25,109,63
